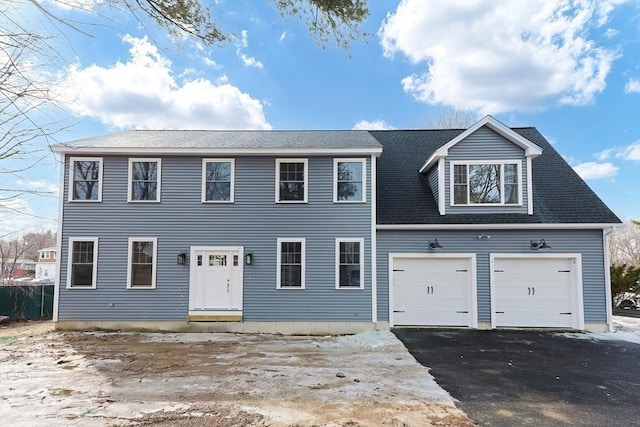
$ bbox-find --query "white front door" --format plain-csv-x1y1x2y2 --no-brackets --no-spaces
391,255,477,327
190,247,242,312
491,255,582,329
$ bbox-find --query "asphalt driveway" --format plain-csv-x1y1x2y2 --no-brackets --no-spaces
394,329,640,426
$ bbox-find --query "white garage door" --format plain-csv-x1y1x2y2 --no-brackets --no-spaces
392,256,475,327
491,256,581,329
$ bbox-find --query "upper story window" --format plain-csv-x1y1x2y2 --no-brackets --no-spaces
129,159,161,202
335,238,364,289
451,161,521,206
334,159,366,203
67,237,98,289
127,238,157,289
40,251,50,260
276,159,308,203
277,238,305,289
202,159,234,203
69,157,102,202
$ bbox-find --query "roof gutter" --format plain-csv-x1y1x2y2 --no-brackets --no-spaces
377,223,622,230
50,146,384,157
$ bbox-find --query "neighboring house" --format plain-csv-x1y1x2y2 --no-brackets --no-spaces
35,247,57,281
3,260,36,279
51,116,620,333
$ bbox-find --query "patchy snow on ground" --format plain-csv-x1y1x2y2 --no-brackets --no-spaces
0,326,473,426
559,316,640,345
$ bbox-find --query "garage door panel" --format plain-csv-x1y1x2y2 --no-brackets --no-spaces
392,256,474,327
493,257,577,329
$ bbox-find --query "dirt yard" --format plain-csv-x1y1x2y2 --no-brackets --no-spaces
0,322,474,426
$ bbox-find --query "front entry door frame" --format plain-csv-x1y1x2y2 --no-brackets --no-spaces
189,246,244,316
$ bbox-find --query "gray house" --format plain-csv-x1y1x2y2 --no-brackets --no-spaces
51,116,620,333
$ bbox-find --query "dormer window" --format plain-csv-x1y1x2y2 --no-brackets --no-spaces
451,161,521,206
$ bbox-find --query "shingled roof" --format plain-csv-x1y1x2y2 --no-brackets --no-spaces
371,128,621,225
51,130,382,154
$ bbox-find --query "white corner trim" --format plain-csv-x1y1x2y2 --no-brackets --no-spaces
603,228,614,332
527,157,534,215
438,158,445,215
370,155,378,322
53,153,65,321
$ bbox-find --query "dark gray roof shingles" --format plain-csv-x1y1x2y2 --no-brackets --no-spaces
370,128,621,225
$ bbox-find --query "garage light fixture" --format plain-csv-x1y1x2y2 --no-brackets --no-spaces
428,239,443,249
530,239,551,250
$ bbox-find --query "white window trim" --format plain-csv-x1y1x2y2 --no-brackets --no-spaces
275,158,308,203
201,158,235,203
333,158,366,203
126,237,158,289
335,238,365,290
276,238,306,289
68,157,103,202
128,158,162,202
66,237,98,289
450,160,522,206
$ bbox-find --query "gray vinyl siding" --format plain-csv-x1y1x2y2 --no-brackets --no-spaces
426,165,439,210
445,126,529,214
376,229,606,324
59,155,373,322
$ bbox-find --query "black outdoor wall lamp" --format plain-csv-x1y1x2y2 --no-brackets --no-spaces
177,253,187,265
428,239,443,249
530,239,552,250
245,253,253,265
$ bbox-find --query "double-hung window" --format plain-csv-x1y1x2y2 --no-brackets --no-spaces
67,238,98,288
69,157,103,201
452,161,521,205
335,238,364,289
334,159,366,202
277,238,305,289
127,238,157,289
129,159,161,202
202,159,234,202
276,159,308,203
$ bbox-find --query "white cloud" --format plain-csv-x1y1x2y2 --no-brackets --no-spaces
240,54,264,69
279,31,288,42
595,148,613,160
352,120,395,130
58,35,270,130
236,30,264,68
573,161,618,179
202,57,220,68
380,0,621,114
616,141,640,161
26,180,59,194
625,78,640,94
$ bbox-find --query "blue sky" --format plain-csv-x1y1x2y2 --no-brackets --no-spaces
3,0,639,236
